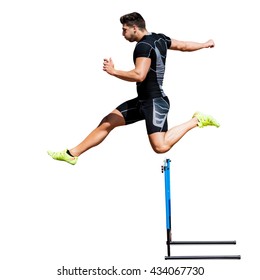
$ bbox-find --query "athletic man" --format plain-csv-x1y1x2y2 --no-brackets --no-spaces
48,12,219,165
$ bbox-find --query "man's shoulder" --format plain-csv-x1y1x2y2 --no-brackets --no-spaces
136,33,171,50
140,32,170,43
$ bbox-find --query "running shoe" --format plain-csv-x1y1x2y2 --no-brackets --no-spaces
47,149,78,165
193,111,220,128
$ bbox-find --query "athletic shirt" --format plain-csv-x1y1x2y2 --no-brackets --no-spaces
133,32,171,100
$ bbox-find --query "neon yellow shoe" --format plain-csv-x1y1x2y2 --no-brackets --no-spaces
47,149,78,165
193,111,220,128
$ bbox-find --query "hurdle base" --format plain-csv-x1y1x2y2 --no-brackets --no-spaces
170,240,236,245
165,240,241,260
165,255,241,260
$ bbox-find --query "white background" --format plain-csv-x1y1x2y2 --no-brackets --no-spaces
1,0,259,279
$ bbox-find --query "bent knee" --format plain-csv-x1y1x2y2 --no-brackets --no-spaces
151,143,170,154
149,133,171,154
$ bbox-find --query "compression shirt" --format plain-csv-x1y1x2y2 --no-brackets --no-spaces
133,32,171,100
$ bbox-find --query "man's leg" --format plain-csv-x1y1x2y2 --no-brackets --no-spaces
148,117,198,153
70,109,125,156
148,112,220,154
47,109,125,164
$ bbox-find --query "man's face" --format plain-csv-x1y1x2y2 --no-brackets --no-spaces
122,24,136,42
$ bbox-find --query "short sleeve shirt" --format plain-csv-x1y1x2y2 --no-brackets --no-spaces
133,33,171,99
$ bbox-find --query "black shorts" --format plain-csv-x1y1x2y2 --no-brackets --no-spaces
116,96,170,135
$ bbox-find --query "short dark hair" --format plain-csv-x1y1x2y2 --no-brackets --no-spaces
120,12,146,30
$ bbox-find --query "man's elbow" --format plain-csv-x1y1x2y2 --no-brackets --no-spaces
136,76,145,82
135,72,146,82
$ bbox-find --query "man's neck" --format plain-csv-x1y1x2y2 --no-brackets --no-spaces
136,29,149,42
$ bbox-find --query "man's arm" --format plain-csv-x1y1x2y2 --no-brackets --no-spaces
103,57,151,82
170,39,215,51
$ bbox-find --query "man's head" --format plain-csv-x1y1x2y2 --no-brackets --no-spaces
120,12,147,42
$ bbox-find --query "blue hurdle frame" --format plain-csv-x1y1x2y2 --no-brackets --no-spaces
162,159,241,260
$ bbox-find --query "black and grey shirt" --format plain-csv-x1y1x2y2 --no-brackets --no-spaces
133,33,172,100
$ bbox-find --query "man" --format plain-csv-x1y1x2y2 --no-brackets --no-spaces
48,12,219,165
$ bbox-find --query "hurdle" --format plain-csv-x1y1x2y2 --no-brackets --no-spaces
162,159,241,260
